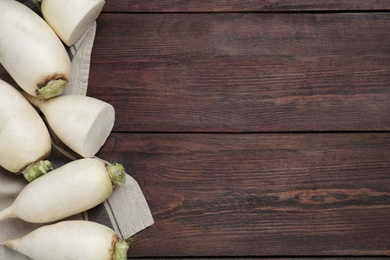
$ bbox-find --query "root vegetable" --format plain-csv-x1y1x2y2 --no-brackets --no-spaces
23,94,115,158
0,0,71,99
1,220,129,260
0,79,52,180
39,0,106,46
0,158,126,223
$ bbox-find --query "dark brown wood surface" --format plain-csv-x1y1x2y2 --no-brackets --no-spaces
102,0,390,12
89,12,390,132
90,0,390,258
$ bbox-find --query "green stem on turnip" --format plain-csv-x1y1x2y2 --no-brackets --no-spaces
36,78,68,99
21,160,53,182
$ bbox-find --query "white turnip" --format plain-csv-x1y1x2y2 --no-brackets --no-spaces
23,94,115,158
0,158,126,223
1,220,129,260
39,0,106,46
0,0,71,99
0,79,52,181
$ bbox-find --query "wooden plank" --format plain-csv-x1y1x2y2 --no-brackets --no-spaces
89,13,390,132
102,0,390,13
97,133,390,257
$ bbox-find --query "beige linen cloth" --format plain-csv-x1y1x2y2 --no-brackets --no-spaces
0,1,154,259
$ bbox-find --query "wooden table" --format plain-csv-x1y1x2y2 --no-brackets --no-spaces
90,1,390,258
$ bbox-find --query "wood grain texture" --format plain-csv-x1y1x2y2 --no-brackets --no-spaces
87,2,390,257
89,12,390,132
102,0,390,13
97,133,390,257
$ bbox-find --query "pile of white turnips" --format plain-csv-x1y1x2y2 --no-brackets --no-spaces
0,0,130,259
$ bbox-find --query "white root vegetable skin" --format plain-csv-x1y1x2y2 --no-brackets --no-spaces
1,220,129,260
0,80,51,173
40,0,105,46
0,158,119,223
24,94,115,158
0,0,71,99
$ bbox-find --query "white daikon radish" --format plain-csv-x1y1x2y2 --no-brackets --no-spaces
0,158,126,223
1,220,129,260
39,0,105,46
0,0,71,99
0,79,52,181
23,94,115,158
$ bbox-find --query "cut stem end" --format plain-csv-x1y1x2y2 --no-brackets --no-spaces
22,160,53,182
107,163,126,186
36,79,67,99
113,239,130,260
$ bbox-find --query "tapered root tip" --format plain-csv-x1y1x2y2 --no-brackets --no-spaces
0,240,13,248
0,206,14,221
